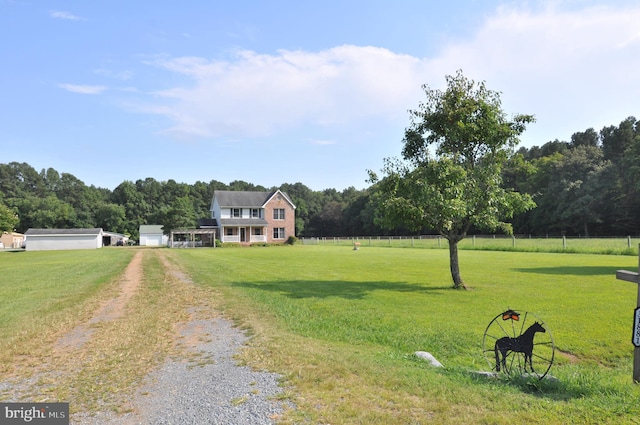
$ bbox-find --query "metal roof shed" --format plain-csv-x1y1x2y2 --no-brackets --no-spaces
24,228,103,251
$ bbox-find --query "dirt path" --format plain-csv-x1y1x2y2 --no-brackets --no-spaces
54,250,144,352
0,251,147,403
1,249,287,424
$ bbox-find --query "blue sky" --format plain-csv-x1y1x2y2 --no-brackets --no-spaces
2,1,639,191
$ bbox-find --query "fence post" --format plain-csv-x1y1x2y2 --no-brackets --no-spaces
563,236,566,250
512,235,516,247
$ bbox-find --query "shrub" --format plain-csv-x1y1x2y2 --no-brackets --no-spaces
217,242,242,248
285,236,298,245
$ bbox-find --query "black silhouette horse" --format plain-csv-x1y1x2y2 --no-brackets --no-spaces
494,322,545,373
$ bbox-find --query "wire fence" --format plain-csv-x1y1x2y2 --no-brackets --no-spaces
300,235,640,255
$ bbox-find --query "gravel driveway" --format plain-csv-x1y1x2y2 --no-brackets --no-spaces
70,251,291,424
74,315,288,424
2,251,290,424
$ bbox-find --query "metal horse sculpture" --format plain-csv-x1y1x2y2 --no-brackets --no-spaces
494,322,546,373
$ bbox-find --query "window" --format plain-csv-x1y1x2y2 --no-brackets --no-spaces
232,208,241,218
273,228,285,239
251,208,261,218
273,208,285,220
226,228,234,236
254,228,262,235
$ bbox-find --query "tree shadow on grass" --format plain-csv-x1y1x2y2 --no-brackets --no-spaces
514,266,625,276
233,279,452,300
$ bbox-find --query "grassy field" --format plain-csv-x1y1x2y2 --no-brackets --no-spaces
171,245,640,424
3,244,640,423
0,248,135,366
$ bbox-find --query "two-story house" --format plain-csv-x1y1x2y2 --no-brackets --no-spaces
211,190,296,244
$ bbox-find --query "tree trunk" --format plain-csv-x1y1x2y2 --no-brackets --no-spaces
448,238,467,289
583,219,590,238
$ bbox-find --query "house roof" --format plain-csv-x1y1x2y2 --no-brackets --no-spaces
1,231,24,237
197,218,218,228
103,231,128,239
25,228,103,236
213,190,295,208
219,218,269,226
139,225,164,234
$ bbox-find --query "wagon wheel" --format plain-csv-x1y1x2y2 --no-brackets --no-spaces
482,309,555,379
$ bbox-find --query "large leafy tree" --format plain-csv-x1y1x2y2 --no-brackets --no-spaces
110,181,151,238
546,146,609,236
601,117,640,233
370,70,535,289
94,202,127,233
0,203,19,232
161,196,197,235
13,195,77,230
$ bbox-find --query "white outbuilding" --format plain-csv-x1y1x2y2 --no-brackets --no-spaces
139,225,168,246
24,228,103,251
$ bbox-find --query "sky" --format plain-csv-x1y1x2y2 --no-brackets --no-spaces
1,0,639,192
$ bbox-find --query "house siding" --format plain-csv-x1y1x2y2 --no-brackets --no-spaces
211,190,296,244
264,194,296,243
0,232,24,249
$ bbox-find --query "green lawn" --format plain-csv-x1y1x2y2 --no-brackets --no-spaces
172,245,640,424
0,248,134,362
3,244,640,423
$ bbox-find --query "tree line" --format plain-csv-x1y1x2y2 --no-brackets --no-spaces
0,115,638,239
508,116,640,237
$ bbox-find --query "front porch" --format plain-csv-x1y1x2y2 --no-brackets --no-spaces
169,229,217,248
221,226,267,244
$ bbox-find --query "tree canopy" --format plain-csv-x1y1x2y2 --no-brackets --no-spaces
0,203,18,233
370,70,536,288
0,114,639,244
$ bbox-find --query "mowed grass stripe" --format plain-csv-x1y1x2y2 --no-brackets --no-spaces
173,245,640,424
0,248,135,366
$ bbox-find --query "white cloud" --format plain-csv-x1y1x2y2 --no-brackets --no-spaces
135,3,640,147
94,68,133,81
50,10,84,21
58,84,107,95
430,3,640,145
140,46,430,139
